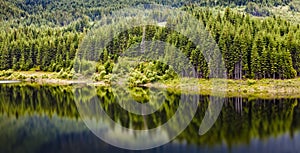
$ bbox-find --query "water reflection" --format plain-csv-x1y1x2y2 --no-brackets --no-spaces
74,85,199,149
0,84,299,153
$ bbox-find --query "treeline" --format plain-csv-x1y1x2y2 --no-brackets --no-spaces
82,7,300,79
196,0,292,6
182,7,300,79
202,8,300,79
1,5,300,79
0,0,295,26
0,26,82,71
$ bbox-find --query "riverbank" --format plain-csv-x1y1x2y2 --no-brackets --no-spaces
1,70,300,98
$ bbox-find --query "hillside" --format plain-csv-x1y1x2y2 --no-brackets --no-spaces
0,0,300,84
0,0,295,26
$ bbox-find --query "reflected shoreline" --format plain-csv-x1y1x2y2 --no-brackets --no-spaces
0,83,300,153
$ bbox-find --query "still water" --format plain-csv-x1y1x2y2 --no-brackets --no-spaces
0,83,300,153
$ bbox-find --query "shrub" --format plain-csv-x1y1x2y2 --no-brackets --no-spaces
61,73,68,79
17,74,26,80
30,76,37,82
58,70,69,79
247,80,256,86
128,71,149,87
4,70,14,77
92,71,107,82
42,75,49,79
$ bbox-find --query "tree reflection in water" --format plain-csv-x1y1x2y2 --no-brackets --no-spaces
0,83,299,152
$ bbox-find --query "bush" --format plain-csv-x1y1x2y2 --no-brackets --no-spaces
1,70,14,77
128,71,149,87
92,71,107,81
96,64,106,73
104,61,114,73
30,76,37,82
42,75,49,79
17,74,26,80
58,72,68,79
247,80,256,86
58,69,73,79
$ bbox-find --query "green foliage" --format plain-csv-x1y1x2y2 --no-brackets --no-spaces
57,68,75,79
247,79,256,86
0,0,291,25
41,74,48,79
0,26,81,72
0,70,13,77
0,1,300,81
17,74,26,80
92,70,107,81
127,61,177,87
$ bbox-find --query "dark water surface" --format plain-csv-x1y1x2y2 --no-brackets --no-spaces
0,83,300,153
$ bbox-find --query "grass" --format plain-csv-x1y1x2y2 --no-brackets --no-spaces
2,70,300,98
0,70,78,85
158,78,300,99
0,70,58,80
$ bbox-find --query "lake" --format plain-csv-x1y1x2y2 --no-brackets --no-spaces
0,83,300,153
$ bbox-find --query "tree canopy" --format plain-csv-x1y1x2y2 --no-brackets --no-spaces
0,1,300,80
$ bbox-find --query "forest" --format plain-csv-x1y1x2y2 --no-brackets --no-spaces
0,0,300,81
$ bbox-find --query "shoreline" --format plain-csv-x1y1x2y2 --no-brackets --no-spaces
1,71,300,98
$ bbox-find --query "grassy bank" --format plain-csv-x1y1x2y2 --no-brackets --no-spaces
1,70,300,98
160,78,300,99
0,70,80,85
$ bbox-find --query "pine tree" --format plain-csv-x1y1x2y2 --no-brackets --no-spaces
260,47,269,78
251,44,261,79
